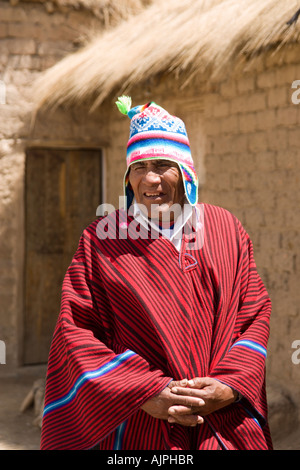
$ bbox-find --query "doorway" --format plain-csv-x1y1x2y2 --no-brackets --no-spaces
24,147,103,364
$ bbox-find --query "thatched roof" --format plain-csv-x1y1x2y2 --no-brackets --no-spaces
18,0,150,23
34,0,300,111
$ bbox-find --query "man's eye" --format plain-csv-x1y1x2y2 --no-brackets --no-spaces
157,161,171,167
132,165,145,170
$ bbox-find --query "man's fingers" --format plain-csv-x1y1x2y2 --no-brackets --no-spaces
171,386,207,401
169,405,194,415
168,413,204,427
171,393,205,407
187,377,211,388
168,379,188,388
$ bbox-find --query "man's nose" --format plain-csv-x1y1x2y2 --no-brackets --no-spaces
143,169,161,184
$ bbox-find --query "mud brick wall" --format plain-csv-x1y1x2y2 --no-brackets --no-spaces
197,46,300,412
0,0,101,367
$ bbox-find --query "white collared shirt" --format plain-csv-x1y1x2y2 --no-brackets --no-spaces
131,199,201,251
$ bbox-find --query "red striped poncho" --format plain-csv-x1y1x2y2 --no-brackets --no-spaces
41,203,273,450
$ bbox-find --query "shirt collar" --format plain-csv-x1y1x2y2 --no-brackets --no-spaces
131,199,201,241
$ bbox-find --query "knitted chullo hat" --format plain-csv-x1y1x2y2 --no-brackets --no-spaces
116,96,198,209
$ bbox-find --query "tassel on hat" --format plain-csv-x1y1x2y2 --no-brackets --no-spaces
115,95,132,115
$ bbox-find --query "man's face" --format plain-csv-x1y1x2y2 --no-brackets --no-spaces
128,159,185,222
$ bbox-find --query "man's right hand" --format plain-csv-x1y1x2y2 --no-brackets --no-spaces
140,380,204,426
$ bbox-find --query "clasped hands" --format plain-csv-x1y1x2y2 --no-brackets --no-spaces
141,377,238,427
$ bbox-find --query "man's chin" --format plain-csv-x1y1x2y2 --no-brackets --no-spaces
145,203,183,223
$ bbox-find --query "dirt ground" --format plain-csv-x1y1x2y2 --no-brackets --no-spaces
0,365,300,451
0,365,46,450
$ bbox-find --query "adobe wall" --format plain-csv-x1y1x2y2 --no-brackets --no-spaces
197,46,300,414
0,0,102,367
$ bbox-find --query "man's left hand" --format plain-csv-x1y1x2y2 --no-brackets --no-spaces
168,377,238,425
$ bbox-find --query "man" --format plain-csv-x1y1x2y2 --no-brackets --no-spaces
40,98,273,450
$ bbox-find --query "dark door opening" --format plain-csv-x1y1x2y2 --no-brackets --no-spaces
24,147,102,364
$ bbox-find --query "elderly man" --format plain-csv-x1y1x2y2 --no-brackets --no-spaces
41,98,273,450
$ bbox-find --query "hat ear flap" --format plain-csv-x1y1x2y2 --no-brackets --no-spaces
183,179,198,206
179,164,198,206
123,167,135,209
125,185,134,209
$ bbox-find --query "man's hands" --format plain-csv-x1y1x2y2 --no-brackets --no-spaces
141,377,238,427
140,380,204,426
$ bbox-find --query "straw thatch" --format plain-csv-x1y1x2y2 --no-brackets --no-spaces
17,0,151,24
34,0,300,111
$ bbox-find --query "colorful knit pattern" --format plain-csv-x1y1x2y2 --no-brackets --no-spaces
127,103,191,162
116,97,199,207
